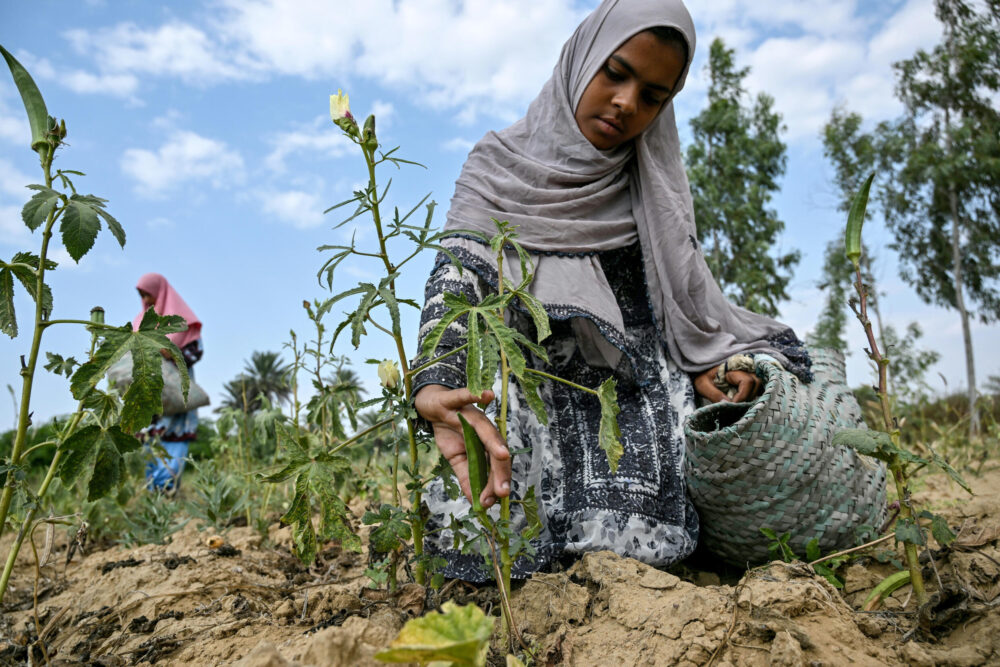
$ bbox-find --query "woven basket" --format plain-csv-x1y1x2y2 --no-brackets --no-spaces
684,348,887,565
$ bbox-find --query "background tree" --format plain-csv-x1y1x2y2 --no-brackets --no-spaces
879,0,1000,436
685,38,800,316
221,350,292,413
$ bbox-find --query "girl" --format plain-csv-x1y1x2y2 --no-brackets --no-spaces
135,272,204,492
412,0,811,581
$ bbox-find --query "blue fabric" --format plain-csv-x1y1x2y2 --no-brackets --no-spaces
145,440,189,491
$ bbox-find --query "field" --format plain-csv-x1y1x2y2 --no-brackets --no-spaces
2,461,998,666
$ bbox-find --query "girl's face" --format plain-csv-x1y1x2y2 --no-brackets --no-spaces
574,30,686,151
138,289,155,311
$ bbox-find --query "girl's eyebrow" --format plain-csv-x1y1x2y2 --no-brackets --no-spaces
609,54,673,93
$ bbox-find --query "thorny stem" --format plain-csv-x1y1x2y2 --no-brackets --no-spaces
0,143,57,546
362,142,425,585
851,263,926,605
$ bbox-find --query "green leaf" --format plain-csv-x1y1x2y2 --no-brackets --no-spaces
0,266,14,338
519,486,542,542
94,206,125,247
0,44,51,154
58,424,140,501
70,309,188,433
81,387,121,427
929,451,973,495
516,372,548,426
844,171,875,266
597,377,622,474
514,289,551,343
895,517,925,546
21,186,60,231
44,352,78,377
375,601,493,666
919,510,956,546
832,428,895,460
282,473,319,565
61,199,102,261
363,504,411,554
458,413,488,515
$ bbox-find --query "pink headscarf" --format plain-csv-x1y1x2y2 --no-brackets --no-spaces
133,273,202,349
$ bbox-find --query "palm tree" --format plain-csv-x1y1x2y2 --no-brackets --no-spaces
220,351,292,413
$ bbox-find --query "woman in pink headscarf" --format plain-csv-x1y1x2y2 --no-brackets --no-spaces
135,273,203,492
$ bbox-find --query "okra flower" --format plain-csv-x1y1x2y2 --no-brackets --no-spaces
330,89,359,138
377,359,400,390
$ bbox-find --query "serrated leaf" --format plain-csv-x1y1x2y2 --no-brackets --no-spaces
0,266,14,338
895,517,925,545
832,428,894,459
420,306,465,360
94,207,125,247
44,352,78,377
363,503,410,554
517,372,549,425
375,601,492,666
930,451,973,495
81,387,121,426
0,45,50,154
21,187,60,231
60,199,101,261
520,486,541,542
920,511,956,546
597,377,622,474
58,424,140,501
70,309,188,433
514,288,551,343
282,473,318,564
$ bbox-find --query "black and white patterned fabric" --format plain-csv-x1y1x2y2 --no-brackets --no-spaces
413,242,700,582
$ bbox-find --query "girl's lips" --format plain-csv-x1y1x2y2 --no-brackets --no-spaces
596,117,623,135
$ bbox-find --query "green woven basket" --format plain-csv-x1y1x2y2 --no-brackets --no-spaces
684,348,887,565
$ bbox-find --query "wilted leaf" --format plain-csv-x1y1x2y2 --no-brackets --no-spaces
597,377,622,474
375,601,492,666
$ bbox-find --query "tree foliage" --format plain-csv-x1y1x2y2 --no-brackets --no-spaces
686,38,799,316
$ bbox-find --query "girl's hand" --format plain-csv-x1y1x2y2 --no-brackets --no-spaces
693,366,763,403
414,384,511,509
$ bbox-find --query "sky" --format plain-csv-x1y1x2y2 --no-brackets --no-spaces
1,0,997,429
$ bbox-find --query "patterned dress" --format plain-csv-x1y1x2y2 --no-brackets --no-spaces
143,339,203,491
413,242,700,582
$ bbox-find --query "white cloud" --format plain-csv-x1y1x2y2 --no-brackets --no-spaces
442,137,475,153
264,116,353,174
63,22,253,86
121,129,244,197
258,189,325,229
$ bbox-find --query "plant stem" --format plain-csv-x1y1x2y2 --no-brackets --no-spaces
0,143,56,544
525,367,599,396
362,142,426,585
494,242,513,641
405,344,469,379
0,449,63,604
851,262,926,605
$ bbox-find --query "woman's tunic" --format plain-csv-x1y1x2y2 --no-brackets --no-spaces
413,242,699,582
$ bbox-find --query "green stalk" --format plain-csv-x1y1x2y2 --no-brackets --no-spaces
0,143,56,543
0,311,98,603
362,142,427,585
851,262,926,605
494,244,513,641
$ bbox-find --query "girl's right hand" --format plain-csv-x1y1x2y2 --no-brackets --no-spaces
414,384,511,509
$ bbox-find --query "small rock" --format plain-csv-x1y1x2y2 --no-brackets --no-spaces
275,600,296,619
770,630,804,667
639,568,680,590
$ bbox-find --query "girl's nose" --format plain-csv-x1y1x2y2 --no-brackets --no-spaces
612,86,637,115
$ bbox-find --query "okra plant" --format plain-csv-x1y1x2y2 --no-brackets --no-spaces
833,172,971,606
0,46,190,603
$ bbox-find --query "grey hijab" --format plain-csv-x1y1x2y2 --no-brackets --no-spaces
442,0,805,374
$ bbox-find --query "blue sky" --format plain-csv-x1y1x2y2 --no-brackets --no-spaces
1,0,997,427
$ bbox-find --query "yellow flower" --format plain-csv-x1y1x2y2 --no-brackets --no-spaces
377,359,400,390
330,89,352,121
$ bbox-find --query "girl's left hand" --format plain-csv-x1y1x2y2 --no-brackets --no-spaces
693,366,762,403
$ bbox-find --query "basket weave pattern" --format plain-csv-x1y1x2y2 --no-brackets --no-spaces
684,348,887,565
